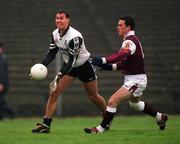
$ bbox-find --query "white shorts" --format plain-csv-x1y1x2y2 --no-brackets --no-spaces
123,74,147,97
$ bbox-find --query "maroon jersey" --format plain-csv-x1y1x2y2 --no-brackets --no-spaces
106,35,146,75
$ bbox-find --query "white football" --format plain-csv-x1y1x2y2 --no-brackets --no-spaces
30,63,48,80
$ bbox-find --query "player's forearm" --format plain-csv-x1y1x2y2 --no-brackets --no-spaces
41,47,59,66
100,61,122,71
105,49,131,64
60,54,75,75
99,63,117,71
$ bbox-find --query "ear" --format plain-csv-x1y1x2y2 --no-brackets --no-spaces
67,18,70,24
127,25,131,31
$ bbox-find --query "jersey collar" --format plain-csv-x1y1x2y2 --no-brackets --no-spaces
123,30,135,40
59,25,70,37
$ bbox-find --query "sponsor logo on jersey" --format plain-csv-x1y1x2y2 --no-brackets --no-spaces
59,47,68,55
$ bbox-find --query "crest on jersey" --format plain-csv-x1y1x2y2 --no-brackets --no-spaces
124,42,130,48
64,40,67,45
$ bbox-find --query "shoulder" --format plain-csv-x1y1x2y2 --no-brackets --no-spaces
68,26,83,39
68,36,83,49
122,39,136,48
126,35,140,44
52,28,59,38
52,28,58,34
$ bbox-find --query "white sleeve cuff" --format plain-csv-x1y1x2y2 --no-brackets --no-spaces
112,64,117,70
102,57,107,64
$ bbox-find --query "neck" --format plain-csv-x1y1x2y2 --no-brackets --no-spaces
123,30,135,40
59,28,66,35
59,25,69,37
59,30,64,35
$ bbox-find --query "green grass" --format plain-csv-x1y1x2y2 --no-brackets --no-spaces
0,115,179,144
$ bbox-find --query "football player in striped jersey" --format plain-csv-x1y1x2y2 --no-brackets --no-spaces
84,16,168,134
31,10,106,133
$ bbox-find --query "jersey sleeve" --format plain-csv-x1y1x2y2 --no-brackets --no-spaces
60,36,82,75
41,35,59,66
105,40,136,64
122,40,136,55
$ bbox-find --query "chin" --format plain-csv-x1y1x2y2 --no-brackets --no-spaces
118,33,121,36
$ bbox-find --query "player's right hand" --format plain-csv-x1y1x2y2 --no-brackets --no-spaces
29,73,33,79
49,72,63,91
49,78,57,92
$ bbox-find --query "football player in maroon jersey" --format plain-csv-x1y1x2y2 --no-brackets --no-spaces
84,16,168,133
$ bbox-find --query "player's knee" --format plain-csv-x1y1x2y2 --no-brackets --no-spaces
129,101,145,111
87,94,97,102
108,99,117,107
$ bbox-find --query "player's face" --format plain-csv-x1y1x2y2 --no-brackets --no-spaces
117,20,130,37
55,13,70,30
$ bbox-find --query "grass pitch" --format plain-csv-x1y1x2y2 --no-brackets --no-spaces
0,115,179,144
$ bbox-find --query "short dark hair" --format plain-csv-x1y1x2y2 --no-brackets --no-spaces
57,10,70,18
119,16,135,30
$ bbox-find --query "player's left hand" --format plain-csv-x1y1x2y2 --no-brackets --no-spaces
91,57,103,66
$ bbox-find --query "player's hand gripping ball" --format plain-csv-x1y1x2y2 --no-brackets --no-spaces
30,64,48,80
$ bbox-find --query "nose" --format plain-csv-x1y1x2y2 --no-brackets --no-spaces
117,26,119,30
117,27,120,32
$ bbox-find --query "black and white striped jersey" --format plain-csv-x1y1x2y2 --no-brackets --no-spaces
41,26,90,75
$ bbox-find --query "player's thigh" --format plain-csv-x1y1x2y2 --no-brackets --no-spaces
123,74,147,97
54,75,75,94
108,86,132,107
83,79,98,97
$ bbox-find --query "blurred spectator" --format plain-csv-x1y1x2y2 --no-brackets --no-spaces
0,42,14,120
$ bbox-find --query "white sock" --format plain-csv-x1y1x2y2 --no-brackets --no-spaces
106,106,117,113
155,112,162,121
96,125,105,133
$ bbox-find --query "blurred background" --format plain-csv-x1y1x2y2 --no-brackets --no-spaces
0,0,179,117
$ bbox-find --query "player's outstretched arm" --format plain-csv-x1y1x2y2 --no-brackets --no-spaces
91,57,104,66
99,62,122,71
